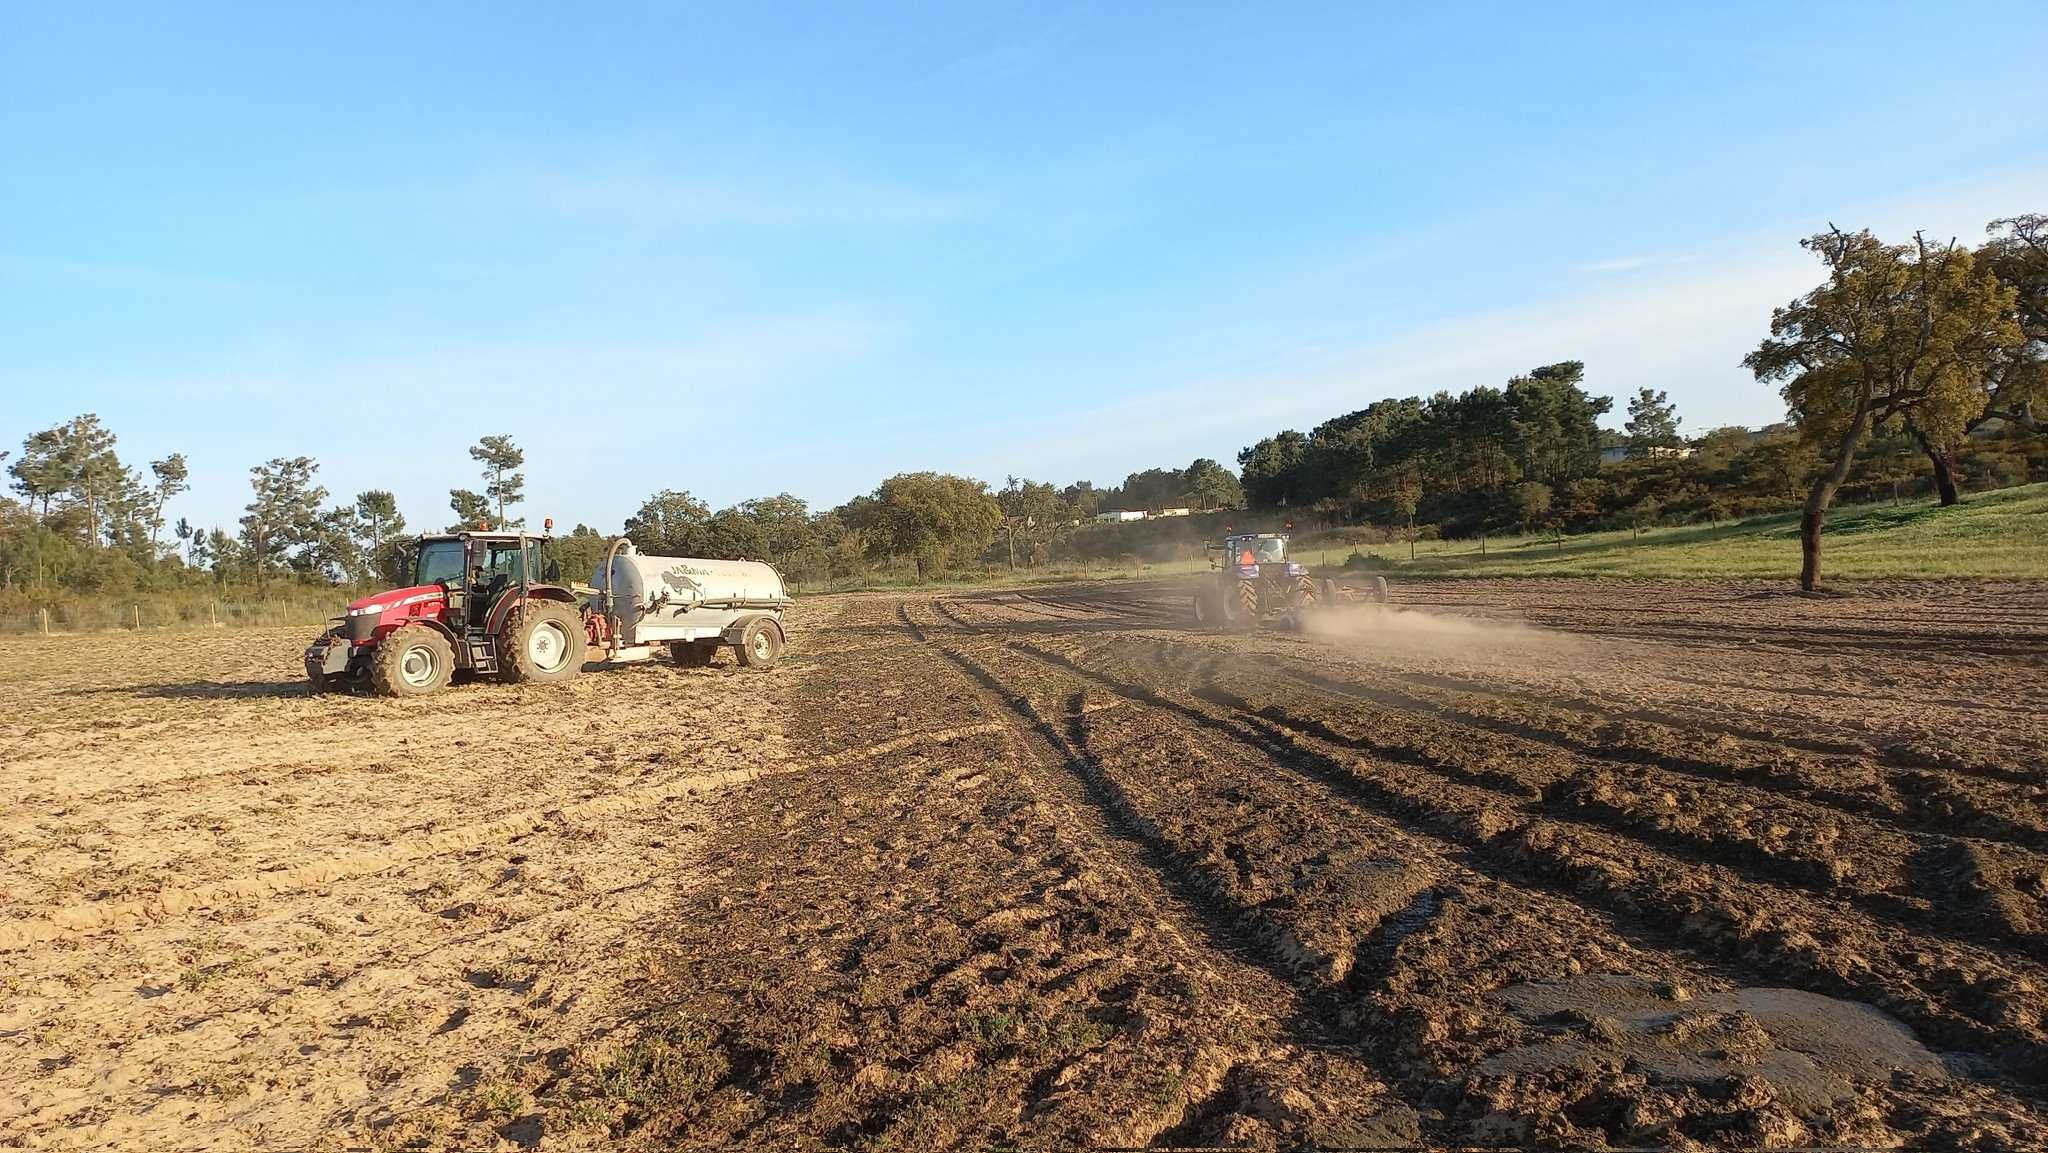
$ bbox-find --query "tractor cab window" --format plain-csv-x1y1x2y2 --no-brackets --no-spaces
470,540,527,617
415,540,466,586
481,541,527,583
1254,538,1287,563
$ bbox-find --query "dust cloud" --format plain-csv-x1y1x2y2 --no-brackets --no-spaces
1297,603,1587,667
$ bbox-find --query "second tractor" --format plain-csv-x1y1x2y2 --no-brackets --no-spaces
1192,531,1388,630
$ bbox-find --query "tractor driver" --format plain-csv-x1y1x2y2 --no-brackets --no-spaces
1238,543,1257,566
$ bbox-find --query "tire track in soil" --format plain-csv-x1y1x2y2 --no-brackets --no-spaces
581,595,1415,1150
927,593,2048,1147
1160,657,2048,962
1111,629,2048,852
990,631,2048,1099
897,600,1422,1146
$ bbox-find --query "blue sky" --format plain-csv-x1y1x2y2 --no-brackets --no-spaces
4,2,2045,535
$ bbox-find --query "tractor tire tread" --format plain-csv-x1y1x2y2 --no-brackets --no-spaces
367,625,456,698
501,600,587,685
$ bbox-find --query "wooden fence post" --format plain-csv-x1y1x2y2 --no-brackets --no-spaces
134,604,142,630
40,607,50,635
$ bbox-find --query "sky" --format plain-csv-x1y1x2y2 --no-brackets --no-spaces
4,2,2045,535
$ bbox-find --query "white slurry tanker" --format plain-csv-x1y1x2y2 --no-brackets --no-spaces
588,540,791,668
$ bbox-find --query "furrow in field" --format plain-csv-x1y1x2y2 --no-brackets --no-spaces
1123,630,2048,847
1111,645,2048,959
613,595,1414,1150
930,613,2048,1144
993,633,2048,1092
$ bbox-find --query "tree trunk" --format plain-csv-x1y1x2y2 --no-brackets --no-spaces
1907,423,1961,506
1800,406,1875,591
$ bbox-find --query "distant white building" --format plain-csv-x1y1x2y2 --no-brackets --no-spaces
1155,507,1192,517
1093,510,1148,522
1600,444,1694,464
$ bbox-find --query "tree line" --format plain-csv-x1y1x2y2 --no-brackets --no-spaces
3,213,2040,604
1229,213,2043,587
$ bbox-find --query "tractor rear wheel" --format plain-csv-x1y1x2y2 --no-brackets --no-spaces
502,600,587,684
669,640,718,667
1192,588,1217,628
1233,579,1259,629
368,625,455,697
735,617,784,668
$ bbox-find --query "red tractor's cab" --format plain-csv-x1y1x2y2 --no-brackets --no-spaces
306,530,588,696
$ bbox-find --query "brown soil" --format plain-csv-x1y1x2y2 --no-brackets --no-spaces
5,577,2047,1150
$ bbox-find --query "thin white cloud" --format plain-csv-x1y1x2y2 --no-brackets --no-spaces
0,254,256,298
1577,255,1654,273
526,168,977,228
108,307,894,533
952,165,2048,484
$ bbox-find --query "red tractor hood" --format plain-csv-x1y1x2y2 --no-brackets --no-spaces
347,585,446,616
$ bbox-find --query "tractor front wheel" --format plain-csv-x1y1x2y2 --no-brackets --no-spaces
502,600,588,685
1293,575,1318,608
368,625,455,697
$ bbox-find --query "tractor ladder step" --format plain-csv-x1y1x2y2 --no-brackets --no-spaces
466,636,498,673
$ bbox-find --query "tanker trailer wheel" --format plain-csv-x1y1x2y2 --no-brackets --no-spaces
502,600,588,684
735,618,784,668
368,625,455,697
669,640,717,667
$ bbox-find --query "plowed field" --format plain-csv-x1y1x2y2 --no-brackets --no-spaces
5,578,2047,1150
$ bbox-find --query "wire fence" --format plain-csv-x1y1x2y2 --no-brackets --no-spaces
2,592,353,635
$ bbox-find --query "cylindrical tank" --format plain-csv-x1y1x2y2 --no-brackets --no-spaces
593,542,787,643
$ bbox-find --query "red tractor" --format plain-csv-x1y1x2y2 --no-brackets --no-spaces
304,530,587,696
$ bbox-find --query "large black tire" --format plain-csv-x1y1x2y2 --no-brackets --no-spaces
1369,575,1391,604
1192,589,1218,628
1293,575,1318,608
501,600,587,684
368,625,455,697
734,617,784,668
1233,579,1259,630
669,640,718,667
